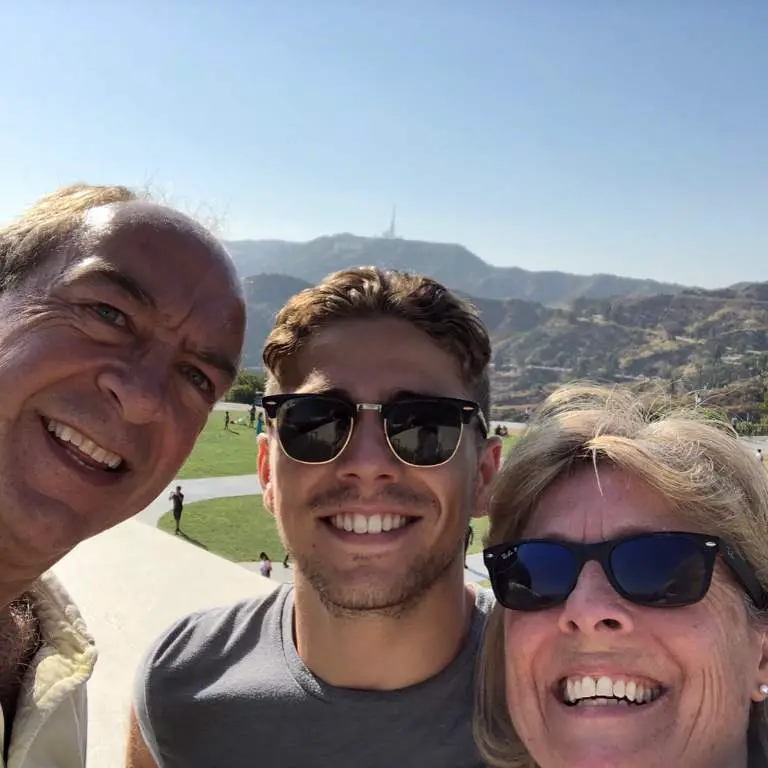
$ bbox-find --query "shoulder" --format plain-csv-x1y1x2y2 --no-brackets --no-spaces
137,585,289,692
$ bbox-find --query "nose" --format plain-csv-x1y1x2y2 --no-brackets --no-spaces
557,562,635,636
335,409,400,485
97,361,167,425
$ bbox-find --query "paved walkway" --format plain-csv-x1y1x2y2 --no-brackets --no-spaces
136,475,490,583
135,474,262,525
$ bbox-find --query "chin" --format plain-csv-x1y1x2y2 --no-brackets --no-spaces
3,490,103,559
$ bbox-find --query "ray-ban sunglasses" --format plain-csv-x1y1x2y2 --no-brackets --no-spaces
484,531,767,611
261,392,488,467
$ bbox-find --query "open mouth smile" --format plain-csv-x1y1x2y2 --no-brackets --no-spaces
323,513,420,536
43,417,127,473
558,675,666,709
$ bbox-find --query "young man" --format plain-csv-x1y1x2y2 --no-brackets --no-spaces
0,184,245,766
128,267,502,767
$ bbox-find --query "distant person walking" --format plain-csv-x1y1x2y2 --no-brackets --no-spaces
255,411,265,435
249,404,256,429
258,552,272,579
169,486,185,535
464,524,474,568
224,410,231,431
757,448,764,465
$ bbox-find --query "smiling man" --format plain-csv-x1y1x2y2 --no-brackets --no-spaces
127,267,502,767
0,184,245,767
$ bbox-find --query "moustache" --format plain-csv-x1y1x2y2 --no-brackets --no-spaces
308,484,435,512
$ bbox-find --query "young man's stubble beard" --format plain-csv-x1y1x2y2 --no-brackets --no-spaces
279,470,480,620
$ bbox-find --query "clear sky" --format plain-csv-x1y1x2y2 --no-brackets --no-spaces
2,1,766,288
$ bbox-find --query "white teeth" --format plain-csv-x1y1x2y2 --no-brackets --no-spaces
596,676,613,697
581,677,597,698
353,514,368,534
329,513,411,535
46,419,123,469
563,675,662,706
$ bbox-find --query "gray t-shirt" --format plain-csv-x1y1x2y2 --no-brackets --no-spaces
134,584,493,767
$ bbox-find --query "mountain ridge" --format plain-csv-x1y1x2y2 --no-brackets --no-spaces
226,233,692,306
239,270,768,420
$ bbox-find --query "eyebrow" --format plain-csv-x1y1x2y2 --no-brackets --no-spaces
60,262,157,310
190,347,239,384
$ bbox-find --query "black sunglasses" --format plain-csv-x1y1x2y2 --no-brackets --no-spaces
261,393,488,467
484,531,767,611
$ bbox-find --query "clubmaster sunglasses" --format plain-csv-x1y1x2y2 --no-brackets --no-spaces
484,531,767,611
261,392,488,467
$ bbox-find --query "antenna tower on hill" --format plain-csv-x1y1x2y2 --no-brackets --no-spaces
382,205,398,239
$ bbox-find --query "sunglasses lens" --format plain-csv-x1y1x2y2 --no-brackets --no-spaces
276,397,352,463
610,534,708,607
386,400,463,466
494,542,579,611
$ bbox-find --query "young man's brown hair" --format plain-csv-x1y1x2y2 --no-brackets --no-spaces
262,266,492,417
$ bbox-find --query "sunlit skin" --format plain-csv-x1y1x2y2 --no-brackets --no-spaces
258,317,500,690
0,202,245,608
501,465,768,768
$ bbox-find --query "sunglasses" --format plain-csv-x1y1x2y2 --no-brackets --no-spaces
484,531,767,611
261,393,488,467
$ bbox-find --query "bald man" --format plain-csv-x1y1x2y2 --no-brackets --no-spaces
0,185,245,767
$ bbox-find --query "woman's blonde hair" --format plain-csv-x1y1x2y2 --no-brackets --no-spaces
474,383,768,768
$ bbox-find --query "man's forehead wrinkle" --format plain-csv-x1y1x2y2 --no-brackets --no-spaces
82,210,239,292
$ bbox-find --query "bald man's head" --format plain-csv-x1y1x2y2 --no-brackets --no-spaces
0,184,246,562
1,185,239,295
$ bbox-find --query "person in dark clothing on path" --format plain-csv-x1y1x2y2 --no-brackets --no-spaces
170,486,185,534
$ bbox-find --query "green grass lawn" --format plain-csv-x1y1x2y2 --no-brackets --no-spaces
178,410,521,480
158,494,492,563
178,411,260,479
159,495,287,562
501,434,519,456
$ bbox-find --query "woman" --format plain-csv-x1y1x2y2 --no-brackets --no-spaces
475,384,768,768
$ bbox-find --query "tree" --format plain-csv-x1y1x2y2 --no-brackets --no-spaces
227,370,266,405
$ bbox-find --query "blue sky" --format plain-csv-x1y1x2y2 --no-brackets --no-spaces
2,1,766,287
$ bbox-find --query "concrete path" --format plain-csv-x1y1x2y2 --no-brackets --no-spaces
135,474,262,525
53,519,277,767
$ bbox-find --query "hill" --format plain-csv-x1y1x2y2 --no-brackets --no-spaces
226,234,688,306
239,273,768,419
240,273,313,368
